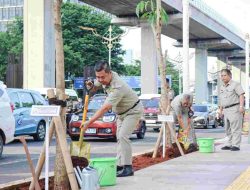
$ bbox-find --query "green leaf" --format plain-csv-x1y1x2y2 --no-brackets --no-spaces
150,0,155,12
136,1,145,17
161,9,169,24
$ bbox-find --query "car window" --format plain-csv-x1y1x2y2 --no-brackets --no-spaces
9,92,21,108
193,105,208,112
19,92,34,107
0,89,3,97
32,93,45,105
68,95,78,101
141,98,159,108
88,97,105,110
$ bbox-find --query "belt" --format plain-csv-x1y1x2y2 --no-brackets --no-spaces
118,100,140,115
224,103,239,109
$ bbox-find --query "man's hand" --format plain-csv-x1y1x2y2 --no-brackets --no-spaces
80,120,91,133
218,109,223,118
85,80,94,90
239,106,245,114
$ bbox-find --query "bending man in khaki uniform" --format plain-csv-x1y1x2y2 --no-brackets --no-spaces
219,69,245,151
170,93,196,148
83,61,143,177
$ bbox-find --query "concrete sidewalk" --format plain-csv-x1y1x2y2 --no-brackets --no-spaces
104,135,250,190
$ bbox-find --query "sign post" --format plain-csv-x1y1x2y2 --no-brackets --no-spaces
157,115,174,158
30,105,60,190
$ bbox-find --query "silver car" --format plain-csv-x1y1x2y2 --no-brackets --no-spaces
192,104,218,128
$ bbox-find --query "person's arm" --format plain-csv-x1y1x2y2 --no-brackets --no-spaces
82,103,112,131
239,94,245,113
177,115,184,129
86,80,102,94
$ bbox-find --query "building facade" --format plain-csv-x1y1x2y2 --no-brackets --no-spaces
0,0,23,31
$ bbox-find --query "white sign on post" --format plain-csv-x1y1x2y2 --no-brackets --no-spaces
30,105,60,190
158,114,174,158
157,114,174,122
30,105,60,117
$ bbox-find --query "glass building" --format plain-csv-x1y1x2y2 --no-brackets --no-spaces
0,0,23,31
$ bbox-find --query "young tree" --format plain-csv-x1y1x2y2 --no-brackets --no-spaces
53,0,69,189
136,0,174,153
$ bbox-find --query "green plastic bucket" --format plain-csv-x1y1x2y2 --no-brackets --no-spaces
90,157,117,186
197,138,215,153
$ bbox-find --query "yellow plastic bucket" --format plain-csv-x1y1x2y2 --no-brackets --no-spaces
197,138,215,153
90,157,117,186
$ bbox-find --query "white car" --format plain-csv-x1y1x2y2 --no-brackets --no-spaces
0,82,15,158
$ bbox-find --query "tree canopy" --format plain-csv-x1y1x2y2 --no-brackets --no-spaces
61,3,125,78
0,18,23,81
0,3,126,82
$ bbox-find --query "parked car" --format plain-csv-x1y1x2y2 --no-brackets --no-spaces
6,88,48,141
68,95,146,141
0,82,15,158
139,94,161,132
192,104,218,128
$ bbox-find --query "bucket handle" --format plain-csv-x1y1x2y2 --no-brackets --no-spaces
97,167,106,183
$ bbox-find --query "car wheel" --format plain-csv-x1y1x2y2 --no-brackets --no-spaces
204,119,209,129
213,121,218,128
33,121,46,141
111,136,117,142
153,128,160,132
70,136,79,141
137,122,146,139
0,135,3,158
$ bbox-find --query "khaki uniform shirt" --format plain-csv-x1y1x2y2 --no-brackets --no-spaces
95,72,140,115
168,88,175,101
219,80,244,108
171,94,193,122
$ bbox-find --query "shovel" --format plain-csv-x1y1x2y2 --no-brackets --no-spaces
70,79,93,159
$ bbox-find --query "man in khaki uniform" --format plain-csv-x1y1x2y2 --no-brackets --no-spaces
170,94,196,146
83,61,143,177
219,69,245,151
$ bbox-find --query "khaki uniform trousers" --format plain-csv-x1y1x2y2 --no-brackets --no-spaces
224,106,243,148
116,108,142,166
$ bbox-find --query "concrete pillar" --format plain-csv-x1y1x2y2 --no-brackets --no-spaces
23,0,55,89
141,25,158,94
245,34,249,109
195,49,208,104
182,0,190,93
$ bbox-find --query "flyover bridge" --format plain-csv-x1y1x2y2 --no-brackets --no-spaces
81,0,248,103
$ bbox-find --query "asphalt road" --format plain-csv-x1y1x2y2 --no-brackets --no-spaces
0,126,225,185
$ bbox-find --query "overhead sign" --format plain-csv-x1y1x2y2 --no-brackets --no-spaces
74,77,84,89
30,105,60,117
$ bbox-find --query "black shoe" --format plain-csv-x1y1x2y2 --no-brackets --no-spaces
117,165,124,172
221,146,232,150
117,165,134,177
231,146,240,151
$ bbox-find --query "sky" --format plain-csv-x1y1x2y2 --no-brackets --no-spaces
120,0,250,79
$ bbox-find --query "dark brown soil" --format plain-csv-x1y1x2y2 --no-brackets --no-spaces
133,143,197,171
9,144,197,189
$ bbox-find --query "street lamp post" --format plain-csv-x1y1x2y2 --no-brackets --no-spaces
79,25,126,67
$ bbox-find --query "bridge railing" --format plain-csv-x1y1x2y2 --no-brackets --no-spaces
189,0,244,39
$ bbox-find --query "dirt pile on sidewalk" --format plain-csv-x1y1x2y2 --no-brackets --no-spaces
133,143,197,171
